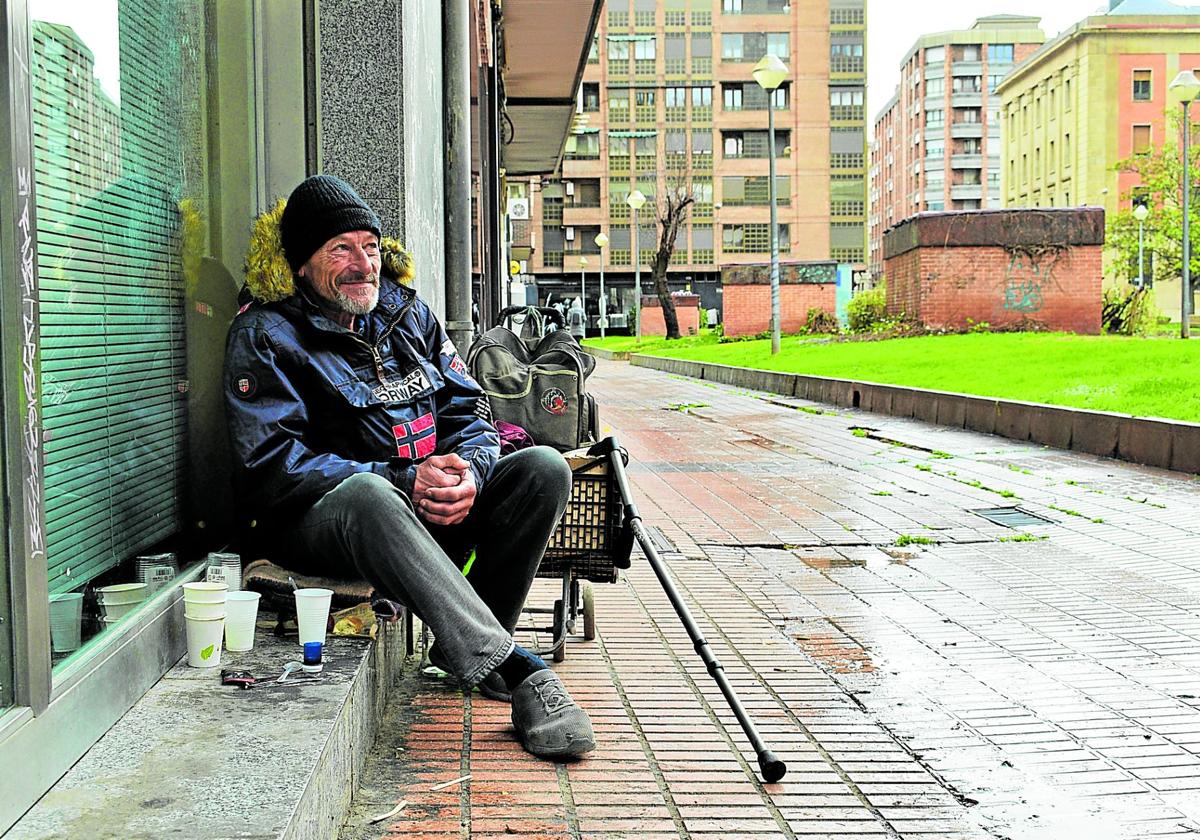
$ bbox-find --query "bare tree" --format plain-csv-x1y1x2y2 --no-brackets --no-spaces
645,163,695,340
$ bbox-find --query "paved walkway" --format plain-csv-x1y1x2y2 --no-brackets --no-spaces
341,358,1200,840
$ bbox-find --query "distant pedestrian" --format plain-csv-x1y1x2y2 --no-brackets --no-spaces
567,298,586,339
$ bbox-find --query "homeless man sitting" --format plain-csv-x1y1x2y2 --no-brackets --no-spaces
223,174,594,759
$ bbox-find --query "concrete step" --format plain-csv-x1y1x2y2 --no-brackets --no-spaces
7,620,410,840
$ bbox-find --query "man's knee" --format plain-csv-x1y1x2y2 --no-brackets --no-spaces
512,446,572,502
324,472,414,527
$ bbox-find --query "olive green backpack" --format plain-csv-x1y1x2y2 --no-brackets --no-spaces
467,306,598,451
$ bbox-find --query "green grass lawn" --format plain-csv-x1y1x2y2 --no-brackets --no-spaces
582,331,720,354
587,331,1200,422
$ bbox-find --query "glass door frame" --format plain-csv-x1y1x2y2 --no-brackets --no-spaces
0,1,199,832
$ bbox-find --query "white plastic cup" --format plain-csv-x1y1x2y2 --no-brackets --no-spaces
49,593,84,653
183,602,227,620
185,615,225,668
183,582,228,604
101,601,140,621
294,588,333,647
224,591,260,652
206,552,242,593
97,583,148,606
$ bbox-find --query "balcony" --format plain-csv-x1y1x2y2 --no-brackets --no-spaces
951,92,982,108
950,60,982,76
951,184,982,200
950,154,982,169
830,105,864,122
950,122,983,139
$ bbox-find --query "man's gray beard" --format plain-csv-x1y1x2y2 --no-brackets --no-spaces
334,280,379,315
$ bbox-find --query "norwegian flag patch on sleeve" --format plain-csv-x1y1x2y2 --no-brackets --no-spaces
392,412,437,459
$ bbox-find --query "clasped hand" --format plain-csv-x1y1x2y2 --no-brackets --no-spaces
412,453,476,526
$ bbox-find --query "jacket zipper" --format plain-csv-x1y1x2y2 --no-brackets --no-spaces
354,297,418,384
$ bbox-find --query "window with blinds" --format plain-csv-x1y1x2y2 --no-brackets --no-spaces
32,0,206,596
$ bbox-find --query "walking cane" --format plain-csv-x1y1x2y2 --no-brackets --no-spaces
593,438,787,783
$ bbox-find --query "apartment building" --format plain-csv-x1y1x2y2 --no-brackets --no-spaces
869,16,1045,280
996,0,1200,318
998,1,1200,212
512,0,867,327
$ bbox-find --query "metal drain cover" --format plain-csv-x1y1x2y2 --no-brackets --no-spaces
972,506,1056,528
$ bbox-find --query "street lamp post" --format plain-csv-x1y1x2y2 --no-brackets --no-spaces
1134,203,1150,288
594,232,610,338
627,189,647,341
1169,70,1200,339
578,255,588,339
753,54,789,355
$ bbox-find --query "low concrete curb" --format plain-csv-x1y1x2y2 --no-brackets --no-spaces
631,354,1200,475
581,345,630,361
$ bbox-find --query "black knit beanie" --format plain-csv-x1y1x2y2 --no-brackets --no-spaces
280,174,382,273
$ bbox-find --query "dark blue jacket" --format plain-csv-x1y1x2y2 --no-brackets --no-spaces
223,276,499,530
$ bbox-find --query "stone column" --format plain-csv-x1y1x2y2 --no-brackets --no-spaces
317,0,446,316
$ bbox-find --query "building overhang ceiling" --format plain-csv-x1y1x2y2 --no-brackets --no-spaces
500,0,603,176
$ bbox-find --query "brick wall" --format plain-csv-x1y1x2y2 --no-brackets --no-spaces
886,249,921,321
723,284,837,336
883,209,1104,335
640,298,701,336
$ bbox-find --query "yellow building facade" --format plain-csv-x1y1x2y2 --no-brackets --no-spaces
999,13,1200,210
996,4,1200,315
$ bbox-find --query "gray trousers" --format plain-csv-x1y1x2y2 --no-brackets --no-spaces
281,446,572,687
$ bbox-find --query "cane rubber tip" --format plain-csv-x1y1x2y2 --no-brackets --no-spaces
759,752,787,783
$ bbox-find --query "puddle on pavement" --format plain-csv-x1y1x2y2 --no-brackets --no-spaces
792,632,874,673
793,547,912,570
798,554,863,569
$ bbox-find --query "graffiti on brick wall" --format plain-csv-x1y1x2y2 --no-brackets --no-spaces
1002,245,1067,313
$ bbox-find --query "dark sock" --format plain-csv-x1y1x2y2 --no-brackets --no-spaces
493,644,547,690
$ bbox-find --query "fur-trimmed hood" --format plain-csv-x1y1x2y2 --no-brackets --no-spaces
243,197,415,303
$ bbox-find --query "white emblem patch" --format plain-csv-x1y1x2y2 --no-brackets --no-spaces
372,366,433,403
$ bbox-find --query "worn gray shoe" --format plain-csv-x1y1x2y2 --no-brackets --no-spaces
427,643,512,703
511,668,596,759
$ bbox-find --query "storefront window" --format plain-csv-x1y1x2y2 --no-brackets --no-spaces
31,0,208,672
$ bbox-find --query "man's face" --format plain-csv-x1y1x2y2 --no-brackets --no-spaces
299,230,382,316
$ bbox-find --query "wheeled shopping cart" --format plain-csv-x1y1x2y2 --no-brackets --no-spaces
528,437,633,661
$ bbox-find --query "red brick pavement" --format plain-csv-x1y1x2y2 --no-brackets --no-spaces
342,359,1200,840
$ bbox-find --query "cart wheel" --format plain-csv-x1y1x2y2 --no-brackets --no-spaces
582,582,596,641
552,599,566,662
